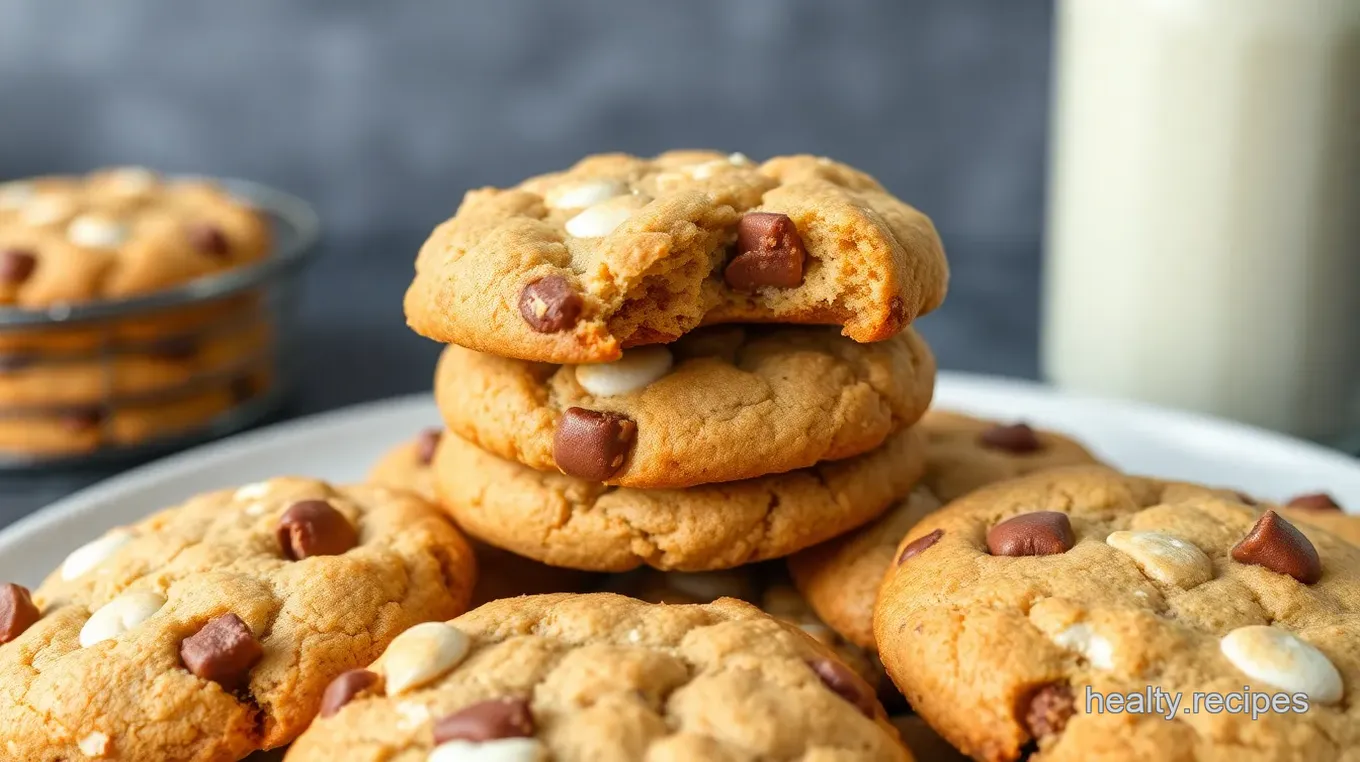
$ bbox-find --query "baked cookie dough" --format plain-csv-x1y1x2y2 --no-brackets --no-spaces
0,167,270,308
435,324,935,488
432,426,926,572
285,593,909,761
874,467,1360,762
368,431,599,606
405,151,947,363
0,477,476,761
603,563,884,692
919,410,1102,502
790,413,1101,650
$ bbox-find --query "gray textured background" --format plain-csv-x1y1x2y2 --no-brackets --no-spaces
0,0,1054,513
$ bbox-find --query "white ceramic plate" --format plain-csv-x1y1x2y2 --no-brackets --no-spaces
1,372,1357,589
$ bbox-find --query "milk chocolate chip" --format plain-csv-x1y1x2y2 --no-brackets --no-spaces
319,669,380,717
897,529,944,565
433,697,535,744
0,248,37,285
0,584,40,644
1025,683,1075,739
553,407,636,481
62,407,105,432
724,212,806,291
179,613,263,689
808,657,880,718
277,500,358,560
519,275,583,333
1287,493,1341,512
416,428,442,465
1232,510,1321,584
979,423,1043,454
187,222,230,257
987,512,1075,557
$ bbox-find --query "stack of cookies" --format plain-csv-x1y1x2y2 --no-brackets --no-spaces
400,151,948,576
0,167,274,458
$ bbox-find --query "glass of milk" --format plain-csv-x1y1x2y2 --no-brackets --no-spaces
1042,0,1360,444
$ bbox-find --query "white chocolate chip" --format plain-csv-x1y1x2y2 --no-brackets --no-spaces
1050,623,1114,670
395,700,431,730
1106,531,1214,589
67,215,129,249
574,346,673,397
1220,626,1343,704
545,179,627,210
564,197,639,238
428,738,548,762
626,628,642,643
61,530,134,581
379,621,470,695
104,166,158,194
0,182,35,210
78,591,165,648
20,195,76,226
234,482,272,501
77,731,110,757
653,171,688,191
689,160,727,180
688,152,753,180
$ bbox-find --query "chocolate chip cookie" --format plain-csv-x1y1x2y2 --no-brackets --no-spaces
874,467,1360,762
789,486,943,651
0,317,270,407
0,477,476,760
790,413,1102,650
919,410,1102,502
404,151,948,364
435,324,935,488
368,432,599,606
286,593,910,761
0,366,271,457
432,425,926,572
0,167,270,307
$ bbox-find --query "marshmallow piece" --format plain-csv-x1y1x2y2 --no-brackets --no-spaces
428,738,548,762
61,530,135,581
545,179,627,210
0,182,35,210
67,215,129,249
79,591,165,648
380,621,471,695
564,197,639,238
1106,531,1214,589
1220,626,1343,705
575,346,673,397
1051,623,1114,670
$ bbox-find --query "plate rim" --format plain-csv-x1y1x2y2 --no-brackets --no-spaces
3,370,1356,554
